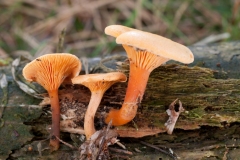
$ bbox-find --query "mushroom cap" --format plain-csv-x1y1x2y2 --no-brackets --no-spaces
72,72,127,92
116,30,194,64
105,25,136,38
23,53,81,91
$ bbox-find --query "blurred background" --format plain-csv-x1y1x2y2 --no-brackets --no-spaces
0,0,239,63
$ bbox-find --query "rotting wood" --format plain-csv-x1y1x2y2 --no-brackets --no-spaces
56,62,240,138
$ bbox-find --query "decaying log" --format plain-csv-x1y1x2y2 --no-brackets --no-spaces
1,41,240,159
59,42,240,138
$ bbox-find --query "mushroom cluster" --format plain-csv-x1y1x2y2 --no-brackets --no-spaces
22,53,127,150
22,25,194,151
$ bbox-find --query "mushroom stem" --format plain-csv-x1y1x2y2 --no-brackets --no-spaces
124,63,150,102
105,45,169,126
84,90,104,140
49,89,60,151
105,64,150,126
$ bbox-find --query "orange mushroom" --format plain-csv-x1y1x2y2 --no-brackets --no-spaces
105,28,194,126
72,72,127,140
22,53,81,151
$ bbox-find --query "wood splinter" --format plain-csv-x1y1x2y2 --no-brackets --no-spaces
165,99,185,134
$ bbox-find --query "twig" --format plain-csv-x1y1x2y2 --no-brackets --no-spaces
116,141,126,150
111,154,130,160
170,0,189,36
131,120,139,131
197,143,240,151
56,28,66,53
91,55,127,73
109,147,133,155
96,120,112,158
140,141,177,160
55,136,77,150
193,33,230,46
14,28,39,49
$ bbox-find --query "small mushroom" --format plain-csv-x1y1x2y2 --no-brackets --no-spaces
22,53,81,151
72,72,127,140
105,28,194,126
